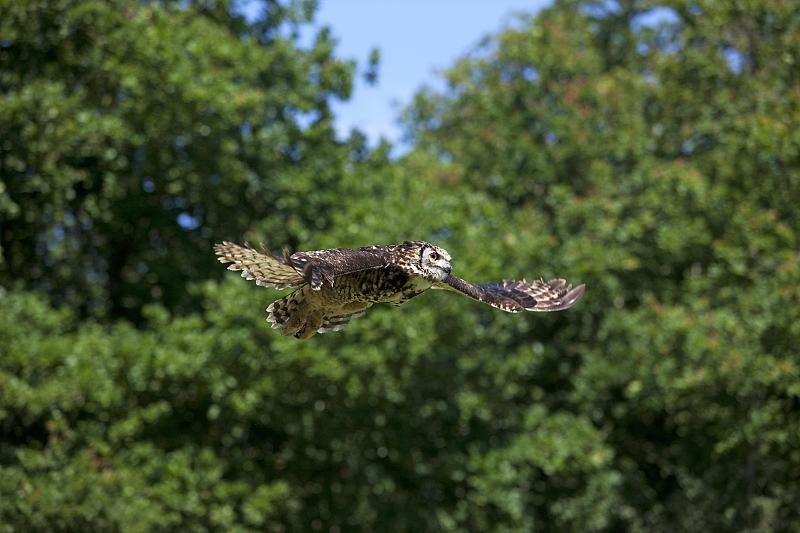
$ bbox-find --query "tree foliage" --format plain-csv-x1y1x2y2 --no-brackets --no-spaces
0,0,359,322
1,0,799,531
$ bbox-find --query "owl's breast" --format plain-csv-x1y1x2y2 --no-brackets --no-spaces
382,275,432,305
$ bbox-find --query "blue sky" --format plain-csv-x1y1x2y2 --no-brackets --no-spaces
310,0,551,146
245,1,553,147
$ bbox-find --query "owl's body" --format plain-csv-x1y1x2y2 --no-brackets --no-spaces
267,265,430,338
214,240,585,339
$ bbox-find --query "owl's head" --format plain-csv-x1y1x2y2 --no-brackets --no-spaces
417,243,452,282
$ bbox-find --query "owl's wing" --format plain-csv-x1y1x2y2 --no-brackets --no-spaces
287,245,394,290
434,274,585,313
214,241,305,289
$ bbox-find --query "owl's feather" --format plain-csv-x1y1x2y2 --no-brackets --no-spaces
214,242,304,289
285,246,390,289
317,308,370,333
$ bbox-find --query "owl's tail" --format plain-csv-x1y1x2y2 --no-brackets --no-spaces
266,288,320,339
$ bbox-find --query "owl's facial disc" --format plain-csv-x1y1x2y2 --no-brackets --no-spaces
420,245,452,281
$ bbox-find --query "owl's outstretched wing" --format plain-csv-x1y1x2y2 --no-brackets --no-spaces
214,242,305,289
287,246,392,290
215,242,406,291
434,274,585,313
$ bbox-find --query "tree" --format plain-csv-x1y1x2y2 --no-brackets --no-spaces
0,0,359,322
403,0,800,529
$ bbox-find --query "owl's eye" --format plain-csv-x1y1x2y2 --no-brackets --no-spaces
428,251,439,261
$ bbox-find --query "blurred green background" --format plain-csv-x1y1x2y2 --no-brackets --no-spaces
1,0,799,531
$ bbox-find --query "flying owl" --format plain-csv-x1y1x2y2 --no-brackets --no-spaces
214,241,585,339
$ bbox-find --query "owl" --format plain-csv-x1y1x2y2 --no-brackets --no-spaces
214,241,585,339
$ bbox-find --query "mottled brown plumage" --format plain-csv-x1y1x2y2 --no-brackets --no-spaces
214,240,585,339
